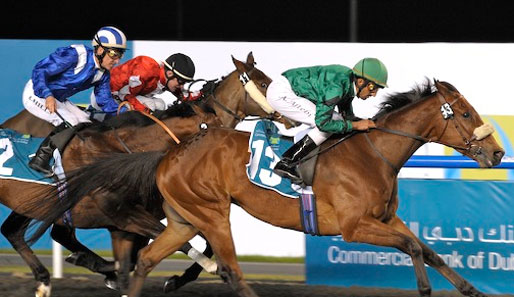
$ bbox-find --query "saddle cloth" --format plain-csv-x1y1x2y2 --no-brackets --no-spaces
246,120,313,198
0,129,64,186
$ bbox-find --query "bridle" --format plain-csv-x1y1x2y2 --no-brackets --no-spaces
195,68,277,126
375,93,485,150
367,91,492,172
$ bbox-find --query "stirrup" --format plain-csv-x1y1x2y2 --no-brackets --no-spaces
273,163,304,185
28,159,55,177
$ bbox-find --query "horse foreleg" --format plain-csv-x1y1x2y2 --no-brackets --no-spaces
342,215,432,297
128,219,198,297
164,240,216,293
0,212,51,297
388,216,488,297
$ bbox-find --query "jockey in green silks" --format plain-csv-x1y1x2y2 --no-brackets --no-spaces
265,57,388,184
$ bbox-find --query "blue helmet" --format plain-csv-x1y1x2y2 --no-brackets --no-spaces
92,26,127,50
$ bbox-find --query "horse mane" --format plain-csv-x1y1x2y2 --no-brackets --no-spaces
86,102,210,133
373,78,436,120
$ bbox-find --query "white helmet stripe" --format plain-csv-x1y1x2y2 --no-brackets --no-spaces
163,60,194,81
93,26,127,49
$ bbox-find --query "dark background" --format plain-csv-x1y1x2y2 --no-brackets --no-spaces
2,0,514,42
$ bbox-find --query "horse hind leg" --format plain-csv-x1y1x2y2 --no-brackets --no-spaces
128,223,198,297
164,240,216,293
109,230,140,296
388,216,488,297
0,212,51,297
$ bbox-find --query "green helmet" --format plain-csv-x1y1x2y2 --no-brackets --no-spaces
352,58,388,88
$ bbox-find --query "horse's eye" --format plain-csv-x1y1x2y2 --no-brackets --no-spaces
261,82,268,88
463,112,470,118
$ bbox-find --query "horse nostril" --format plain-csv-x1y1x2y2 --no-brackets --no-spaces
494,150,505,160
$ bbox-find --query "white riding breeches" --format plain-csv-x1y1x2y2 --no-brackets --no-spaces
22,80,91,127
134,95,166,111
90,93,166,112
266,76,343,145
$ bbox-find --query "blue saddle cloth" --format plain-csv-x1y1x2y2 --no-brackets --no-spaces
246,120,313,198
0,129,56,185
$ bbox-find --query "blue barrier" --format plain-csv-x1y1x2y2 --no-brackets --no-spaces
405,155,514,168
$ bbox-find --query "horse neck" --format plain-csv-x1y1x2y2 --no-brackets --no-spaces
210,72,246,128
370,94,443,170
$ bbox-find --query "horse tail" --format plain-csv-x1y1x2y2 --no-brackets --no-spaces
26,151,165,245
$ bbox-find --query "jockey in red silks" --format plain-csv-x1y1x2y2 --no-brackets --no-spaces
89,53,196,119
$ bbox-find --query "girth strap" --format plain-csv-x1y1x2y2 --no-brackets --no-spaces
300,192,320,236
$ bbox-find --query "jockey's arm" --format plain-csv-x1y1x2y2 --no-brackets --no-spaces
314,98,353,134
124,95,150,113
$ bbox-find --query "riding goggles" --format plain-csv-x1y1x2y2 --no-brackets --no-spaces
105,47,125,59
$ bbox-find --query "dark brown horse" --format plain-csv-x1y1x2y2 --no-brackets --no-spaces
1,102,220,297
0,109,54,137
1,52,276,297
30,80,504,297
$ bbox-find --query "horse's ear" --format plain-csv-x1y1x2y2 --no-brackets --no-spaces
434,79,454,97
232,55,247,74
246,52,256,66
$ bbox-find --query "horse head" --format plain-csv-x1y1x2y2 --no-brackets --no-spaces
430,80,504,167
232,52,297,128
230,52,273,118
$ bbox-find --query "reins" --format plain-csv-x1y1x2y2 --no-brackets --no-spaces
137,111,181,144
111,102,182,154
292,90,488,174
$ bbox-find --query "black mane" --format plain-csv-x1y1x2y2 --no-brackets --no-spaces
373,79,435,120
86,102,213,132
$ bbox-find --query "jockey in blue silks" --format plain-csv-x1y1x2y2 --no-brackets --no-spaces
22,26,127,176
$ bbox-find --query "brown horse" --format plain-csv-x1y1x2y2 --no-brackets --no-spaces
0,109,54,137
1,52,276,297
30,80,504,297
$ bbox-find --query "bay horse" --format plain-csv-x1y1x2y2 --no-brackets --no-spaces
0,52,276,297
29,80,504,297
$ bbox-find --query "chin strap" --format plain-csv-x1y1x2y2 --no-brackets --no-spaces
355,77,371,98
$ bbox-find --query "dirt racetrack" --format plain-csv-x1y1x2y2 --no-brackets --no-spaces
1,273,513,297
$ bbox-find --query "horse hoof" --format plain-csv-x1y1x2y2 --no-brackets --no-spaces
163,275,182,293
104,276,119,291
35,282,51,297
65,252,80,265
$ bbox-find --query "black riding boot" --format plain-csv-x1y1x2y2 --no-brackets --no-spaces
28,136,56,176
28,123,80,176
273,135,318,184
